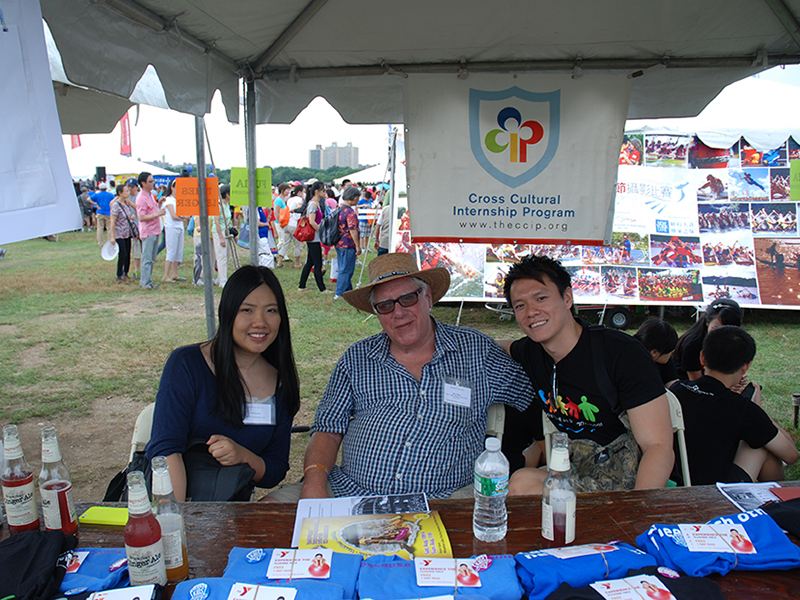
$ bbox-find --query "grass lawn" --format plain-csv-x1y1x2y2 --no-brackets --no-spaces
1,230,800,500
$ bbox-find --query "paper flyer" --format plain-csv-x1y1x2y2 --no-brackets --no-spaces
298,512,452,559
291,493,429,547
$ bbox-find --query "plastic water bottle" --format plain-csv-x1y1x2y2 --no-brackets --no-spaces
473,436,508,542
542,432,576,548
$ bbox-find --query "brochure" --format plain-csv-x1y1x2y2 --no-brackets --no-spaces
298,511,451,559
291,493,429,547
716,482,780,511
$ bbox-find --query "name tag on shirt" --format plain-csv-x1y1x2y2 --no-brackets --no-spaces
443,377,472,408
243,396,276,425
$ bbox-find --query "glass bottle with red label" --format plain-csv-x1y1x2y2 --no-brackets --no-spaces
2,424,40,534
124,470,167,586
39,425,78,536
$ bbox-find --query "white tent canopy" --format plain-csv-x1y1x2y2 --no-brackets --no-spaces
65,145,174,180
334,163,403,186
42,0,800,127
627,76,800,150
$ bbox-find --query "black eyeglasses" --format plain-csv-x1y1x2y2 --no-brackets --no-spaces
372,288,422,314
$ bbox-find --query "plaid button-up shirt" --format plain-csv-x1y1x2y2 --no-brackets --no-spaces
313,320,533,498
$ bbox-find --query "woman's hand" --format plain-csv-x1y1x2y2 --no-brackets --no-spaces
207,434,247,466
206,434,266,483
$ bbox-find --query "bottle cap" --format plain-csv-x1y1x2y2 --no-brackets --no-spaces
485,437,501,452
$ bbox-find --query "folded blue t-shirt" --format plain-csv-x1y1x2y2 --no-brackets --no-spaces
356,554,521,600
174,578,347,600
60,548,129,596
515,543,657,600
635,508,800,577
223,548,361,600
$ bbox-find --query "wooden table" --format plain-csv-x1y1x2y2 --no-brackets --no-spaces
3,485,798,599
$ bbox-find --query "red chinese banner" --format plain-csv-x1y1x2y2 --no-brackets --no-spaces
70,134,81,149
120,112,131,156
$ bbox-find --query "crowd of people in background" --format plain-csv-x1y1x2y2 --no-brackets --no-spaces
71,174,389,294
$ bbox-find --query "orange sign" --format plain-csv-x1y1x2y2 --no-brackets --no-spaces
174,177,219,216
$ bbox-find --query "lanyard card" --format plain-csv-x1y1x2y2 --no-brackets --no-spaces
89,586,156,600
442,377,473,408
414,557,483,588
65,550,90,574
267,548,334,579
225,583,297,600
591,575,675,600
679,523,756,554
541,543,620,560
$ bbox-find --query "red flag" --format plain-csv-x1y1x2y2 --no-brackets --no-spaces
120,112,131,156
70,134,81,149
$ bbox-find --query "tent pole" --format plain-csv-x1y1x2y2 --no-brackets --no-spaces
245,78,258,266
195,116,216,339
388,127,397,254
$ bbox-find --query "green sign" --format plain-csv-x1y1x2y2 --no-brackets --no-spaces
229,167,272,207
791,159,800,201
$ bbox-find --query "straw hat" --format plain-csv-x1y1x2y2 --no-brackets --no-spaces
343,253,450,313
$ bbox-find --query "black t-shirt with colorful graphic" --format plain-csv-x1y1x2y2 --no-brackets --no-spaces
503,321,664,469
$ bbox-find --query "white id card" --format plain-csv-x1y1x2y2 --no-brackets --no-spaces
267,548,333,580
443,377,472,408
243,397,276,425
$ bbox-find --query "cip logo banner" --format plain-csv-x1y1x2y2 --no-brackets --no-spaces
403,73,631,244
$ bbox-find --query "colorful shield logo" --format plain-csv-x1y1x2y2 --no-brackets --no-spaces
469,86,560,188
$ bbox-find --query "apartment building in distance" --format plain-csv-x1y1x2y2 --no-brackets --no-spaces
309,142,359,169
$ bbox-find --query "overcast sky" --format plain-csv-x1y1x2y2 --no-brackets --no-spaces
63,65,800,173
66,95,398,171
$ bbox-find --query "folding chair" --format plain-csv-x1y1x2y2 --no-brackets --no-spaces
665,389,692,487
486,404,505,442
130,402,155,463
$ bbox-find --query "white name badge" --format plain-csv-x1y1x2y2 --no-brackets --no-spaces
443,378,472,408
243,397,276,425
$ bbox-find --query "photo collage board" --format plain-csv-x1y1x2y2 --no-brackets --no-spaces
395,134,800,308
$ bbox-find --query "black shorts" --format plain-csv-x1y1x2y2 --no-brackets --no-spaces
725,463,753,483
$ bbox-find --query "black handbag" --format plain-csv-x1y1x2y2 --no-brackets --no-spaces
102,450,151,502
103,440,255,502
183,440,256,501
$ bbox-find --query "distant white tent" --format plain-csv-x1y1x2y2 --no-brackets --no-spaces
627,77,800,150
335,162,405,185
65,145,174,180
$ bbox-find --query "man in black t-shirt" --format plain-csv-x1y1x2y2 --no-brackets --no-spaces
669,325,798,485
499,255,674,494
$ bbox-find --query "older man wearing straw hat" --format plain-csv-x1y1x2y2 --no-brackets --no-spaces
272,253,533,501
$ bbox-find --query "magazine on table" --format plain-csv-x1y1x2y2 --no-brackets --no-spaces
291,493,430,547
298,511,452,559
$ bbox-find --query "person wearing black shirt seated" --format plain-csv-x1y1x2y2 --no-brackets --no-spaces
499,255,674,494
633,317,679,387
669,325,798,485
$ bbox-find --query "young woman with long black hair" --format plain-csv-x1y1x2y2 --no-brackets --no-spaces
146,265,301,501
